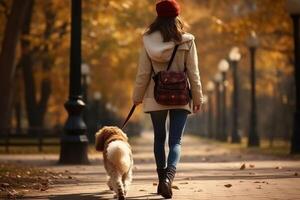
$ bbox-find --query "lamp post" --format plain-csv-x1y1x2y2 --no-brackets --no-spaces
247,31,260,147
287,0,300,154
206,81,215,138
214,73,223,140
218,59,230,142
59,0,89,164
93,91,102,126
229,47,242,143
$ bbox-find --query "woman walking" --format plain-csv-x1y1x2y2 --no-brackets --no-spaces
132,0,204,198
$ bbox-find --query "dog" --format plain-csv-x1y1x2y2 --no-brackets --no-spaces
95,126,133,200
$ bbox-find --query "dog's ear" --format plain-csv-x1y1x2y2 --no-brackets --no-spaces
95,127,111,152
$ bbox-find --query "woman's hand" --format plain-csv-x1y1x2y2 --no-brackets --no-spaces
193,104,201,113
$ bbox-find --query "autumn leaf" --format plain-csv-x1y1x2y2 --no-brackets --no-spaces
179,182,189,185
224,184,232,188
249,164,255,168
172,185,180,190
256,185,262,189
240,163,246,170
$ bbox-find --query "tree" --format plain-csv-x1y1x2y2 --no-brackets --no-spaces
0,0,33,132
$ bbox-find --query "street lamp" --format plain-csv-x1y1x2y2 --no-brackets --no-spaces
229,47,242,143
206,81,215,138
93,91,102,125
93,91,102,101
287,0,300,154
59,0,89,164
218,59,230,142
81,63,90,103
214,73,223,141
247,30,260,147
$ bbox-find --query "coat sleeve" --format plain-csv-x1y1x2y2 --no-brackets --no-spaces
132,46,152,103
186,40,204,106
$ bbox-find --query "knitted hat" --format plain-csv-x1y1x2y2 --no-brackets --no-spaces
156,0,180,18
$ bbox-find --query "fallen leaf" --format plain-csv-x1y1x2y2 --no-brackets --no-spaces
68,176,73,179
194,189,202,192
294,172,298,176
139,189,146,192
224,184,232,188
275,166,282,169
153,182,158,186
249,164,255,168
256,185,262,189
240,164,246,170
179,182,189,185
172,185,180,190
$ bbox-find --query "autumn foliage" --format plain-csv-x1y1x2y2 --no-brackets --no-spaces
0,0,295,139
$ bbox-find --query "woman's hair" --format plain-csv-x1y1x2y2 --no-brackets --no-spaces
145,17,185,43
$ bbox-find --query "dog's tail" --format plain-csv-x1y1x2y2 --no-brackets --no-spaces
106,140,132,173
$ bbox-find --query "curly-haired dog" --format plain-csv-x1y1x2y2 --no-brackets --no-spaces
95,126,133,200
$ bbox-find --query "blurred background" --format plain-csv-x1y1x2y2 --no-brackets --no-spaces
0,0,298,154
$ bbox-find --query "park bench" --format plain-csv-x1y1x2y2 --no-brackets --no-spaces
0,128,62,153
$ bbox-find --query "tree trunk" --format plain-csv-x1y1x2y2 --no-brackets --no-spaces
22,1,54,129
0,0,32,132
20,0,40,128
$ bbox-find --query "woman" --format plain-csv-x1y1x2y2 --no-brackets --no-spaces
132,0,204,198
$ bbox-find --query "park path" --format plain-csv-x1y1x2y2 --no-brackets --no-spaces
1,132,300,200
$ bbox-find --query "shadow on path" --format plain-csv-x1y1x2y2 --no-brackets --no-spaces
23,190,164,200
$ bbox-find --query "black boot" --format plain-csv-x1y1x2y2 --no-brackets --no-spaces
160,166,176,199
156,168,165,194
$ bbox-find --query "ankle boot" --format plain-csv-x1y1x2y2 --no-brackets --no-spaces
156,168,165,194
160,166,176,199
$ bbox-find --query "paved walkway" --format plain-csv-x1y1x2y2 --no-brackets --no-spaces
1,132,300,200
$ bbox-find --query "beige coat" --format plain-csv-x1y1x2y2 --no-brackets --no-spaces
132,31,204,113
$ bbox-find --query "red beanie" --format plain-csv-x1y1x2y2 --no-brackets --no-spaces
156,0,180,18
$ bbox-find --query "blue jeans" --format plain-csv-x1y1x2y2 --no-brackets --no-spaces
150,109,189,169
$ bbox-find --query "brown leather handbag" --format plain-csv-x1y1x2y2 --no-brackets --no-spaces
151,45,191,106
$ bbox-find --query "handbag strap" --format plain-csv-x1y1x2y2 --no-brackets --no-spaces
121,104,136,130
150,44,179,75
167,44,179,71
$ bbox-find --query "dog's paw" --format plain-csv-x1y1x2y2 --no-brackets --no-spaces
118,196,125,200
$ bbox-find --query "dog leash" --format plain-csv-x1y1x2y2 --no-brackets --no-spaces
121,105,136,130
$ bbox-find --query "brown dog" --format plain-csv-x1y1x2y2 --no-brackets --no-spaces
95,126,133,200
